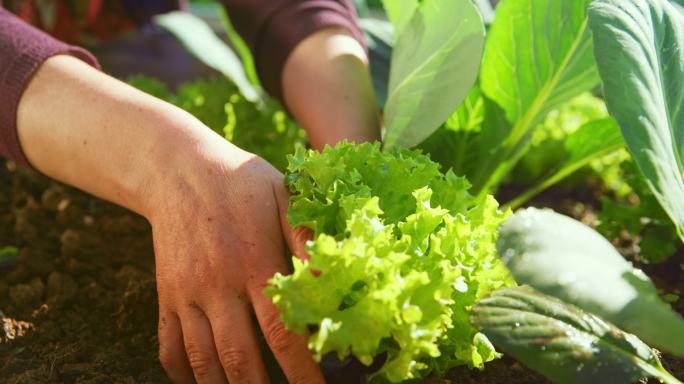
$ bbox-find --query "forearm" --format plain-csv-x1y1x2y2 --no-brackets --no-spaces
218,0,378,147
16,55,323,384
0,7,100,167
16,55,237,216
282,27,380,149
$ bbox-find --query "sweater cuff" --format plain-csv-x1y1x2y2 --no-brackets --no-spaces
0,38,99,169
255,1,367,105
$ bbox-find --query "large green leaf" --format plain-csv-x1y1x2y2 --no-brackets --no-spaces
471,286,682,384
380,0,418,38
473,0,600,194
473,0,495,25
588,0,684,242
507,118,624,209
509,92,610,186
383,0,485,148
481,0,598,125
675,0,684,15
498,208,684,357
419,85,485,177
154,11,261,102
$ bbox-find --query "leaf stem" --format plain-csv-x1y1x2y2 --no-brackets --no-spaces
635,359,684,384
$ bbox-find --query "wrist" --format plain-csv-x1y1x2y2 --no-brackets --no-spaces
136,108,256,219
17,54,254,218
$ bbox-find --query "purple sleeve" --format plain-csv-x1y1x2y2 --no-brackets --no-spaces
0,7,99,168
220,0,366,104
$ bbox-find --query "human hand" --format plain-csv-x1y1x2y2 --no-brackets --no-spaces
17,54,320,383
145,139,321,383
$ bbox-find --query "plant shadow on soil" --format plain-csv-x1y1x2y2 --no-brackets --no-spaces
0,163,682,383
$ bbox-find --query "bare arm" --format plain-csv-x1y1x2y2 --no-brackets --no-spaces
14,15,379,384
219,0,380,149
283,27,381,148
17,55,204,214
18,55,323,383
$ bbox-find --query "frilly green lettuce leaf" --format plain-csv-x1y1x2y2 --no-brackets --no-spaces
267,142,515,382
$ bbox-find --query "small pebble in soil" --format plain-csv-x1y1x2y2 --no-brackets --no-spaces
40,185,66,211
83,215,95,227
57,201,85,227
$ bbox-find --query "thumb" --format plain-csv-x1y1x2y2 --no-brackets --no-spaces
273,182,313,261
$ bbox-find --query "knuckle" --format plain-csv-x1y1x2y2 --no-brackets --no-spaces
158,344,178,370
185,346,216,377
218,347,250,377
265,320,293,355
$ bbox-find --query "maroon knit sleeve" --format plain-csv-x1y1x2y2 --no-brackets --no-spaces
0,8,99,168
220,0,365,104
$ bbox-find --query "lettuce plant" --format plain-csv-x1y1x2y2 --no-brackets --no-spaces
133,1,684,382
266,142,515,382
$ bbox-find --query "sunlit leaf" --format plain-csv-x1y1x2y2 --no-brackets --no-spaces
472,286,681,384
588,0,684,242
473,0,600,194
380,0,418,38
384,0,484,148
498,208,684,357
507,118,623,208
154,11,261,102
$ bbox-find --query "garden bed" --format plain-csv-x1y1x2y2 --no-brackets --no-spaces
1,162,681,383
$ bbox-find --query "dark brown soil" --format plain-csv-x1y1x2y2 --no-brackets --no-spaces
0,163,164,383
0,163,682,384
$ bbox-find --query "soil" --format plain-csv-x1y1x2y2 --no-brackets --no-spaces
0,163,682,384
0,163,163,383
